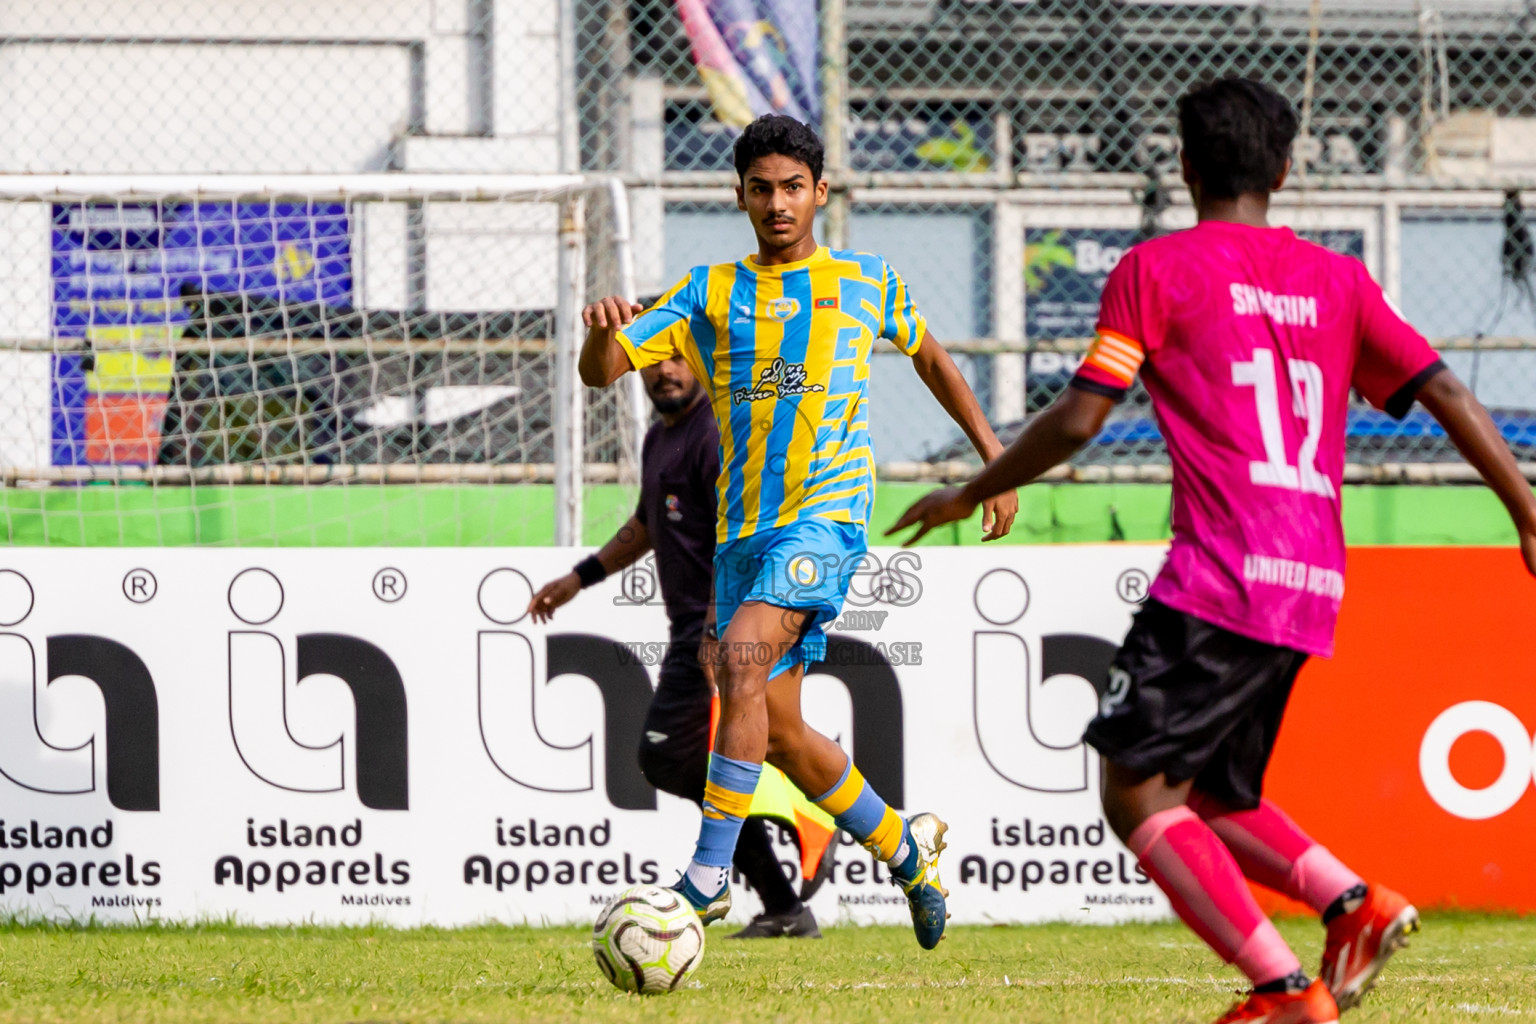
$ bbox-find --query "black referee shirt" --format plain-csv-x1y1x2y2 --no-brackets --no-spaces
635,395,718,640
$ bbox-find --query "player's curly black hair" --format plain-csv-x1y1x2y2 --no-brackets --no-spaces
1178,78,1299,200
732,114,824,182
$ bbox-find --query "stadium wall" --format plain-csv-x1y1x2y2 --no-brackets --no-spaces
0,484,1523,547
0,1,560,173
0,0,570,328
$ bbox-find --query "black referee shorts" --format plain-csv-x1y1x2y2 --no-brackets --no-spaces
1083,598,1309,810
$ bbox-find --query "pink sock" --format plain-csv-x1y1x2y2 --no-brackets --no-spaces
1190,793,1364,915
1128,806,1302,986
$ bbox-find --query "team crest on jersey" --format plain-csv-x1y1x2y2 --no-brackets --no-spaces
788,556,820,588
665,494,682,522
767,297,801,321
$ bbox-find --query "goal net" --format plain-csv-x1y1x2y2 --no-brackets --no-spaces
0,175,646,547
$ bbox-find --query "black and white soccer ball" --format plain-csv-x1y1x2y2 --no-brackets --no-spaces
591,885,705,994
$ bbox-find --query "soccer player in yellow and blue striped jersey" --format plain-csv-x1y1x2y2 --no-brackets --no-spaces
579,114,1018,949
612,236,930,544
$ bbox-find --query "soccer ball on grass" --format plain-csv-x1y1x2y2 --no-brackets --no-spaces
591,884,705,994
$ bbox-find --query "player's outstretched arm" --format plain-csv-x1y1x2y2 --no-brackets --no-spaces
1416,370,1536,577
886,387,1114,546
909,331,1019,540
527,516,652,622
578,295,644,387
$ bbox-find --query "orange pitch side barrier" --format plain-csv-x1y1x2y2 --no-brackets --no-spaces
1260,547,1536,912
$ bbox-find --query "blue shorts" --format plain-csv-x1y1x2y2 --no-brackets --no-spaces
713,518,866,678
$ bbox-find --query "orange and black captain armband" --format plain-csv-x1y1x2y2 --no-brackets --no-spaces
1070,327,1146,401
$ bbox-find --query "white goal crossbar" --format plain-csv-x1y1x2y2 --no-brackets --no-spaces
1,172,643,546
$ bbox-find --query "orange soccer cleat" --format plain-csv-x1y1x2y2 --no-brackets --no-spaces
1213,981,1340,1024
1320,884,1420,1011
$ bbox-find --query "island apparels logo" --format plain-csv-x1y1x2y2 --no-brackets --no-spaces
959,564,1157,902
0,569,160,811
226,568,408,810
971,568,1129,794
475,568,905,811
476,568,657,810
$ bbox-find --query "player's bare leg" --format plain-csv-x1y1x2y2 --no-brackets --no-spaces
667,601,797,921
672,600,948,947
760,660,846,797
757,629,949,949
1103,762,1339,1023
709,600,803,765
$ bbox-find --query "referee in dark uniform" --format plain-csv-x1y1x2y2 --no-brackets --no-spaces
528,352,819,939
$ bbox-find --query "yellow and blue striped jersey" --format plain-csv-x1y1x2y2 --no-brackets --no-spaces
616,246,927,543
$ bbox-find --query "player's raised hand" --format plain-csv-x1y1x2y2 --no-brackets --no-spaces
582,296,645,330
528,572,582,623
980,489,1019,542
885,486,976,547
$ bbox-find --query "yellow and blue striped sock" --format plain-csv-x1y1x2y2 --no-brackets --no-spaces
813,758,918,880
685,753,762,894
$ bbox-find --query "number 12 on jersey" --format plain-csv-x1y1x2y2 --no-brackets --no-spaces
1232,348,1336,498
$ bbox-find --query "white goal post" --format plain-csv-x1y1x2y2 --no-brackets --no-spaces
0,172,649,546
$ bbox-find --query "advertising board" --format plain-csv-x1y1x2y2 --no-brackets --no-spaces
3,545,1529,924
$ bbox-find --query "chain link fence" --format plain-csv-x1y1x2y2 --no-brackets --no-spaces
589,0,1536,473
1,0,1534,546
606,0,1536,178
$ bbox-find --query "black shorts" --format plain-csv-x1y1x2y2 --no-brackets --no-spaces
1082,599,1309,810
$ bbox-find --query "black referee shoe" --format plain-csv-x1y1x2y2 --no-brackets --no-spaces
725,904,821,939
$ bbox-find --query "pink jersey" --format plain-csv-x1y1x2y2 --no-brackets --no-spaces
1073,221,1443,656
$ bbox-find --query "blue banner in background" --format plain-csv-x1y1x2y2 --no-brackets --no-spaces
675,0,820,128
1024,228,1141,343
50,202,352,467
1024,226,1366,342
52,202,352,338
847,101,993,173
666,100,994,173
1022,226,1367,415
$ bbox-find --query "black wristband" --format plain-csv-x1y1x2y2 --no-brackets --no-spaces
574,555,607,589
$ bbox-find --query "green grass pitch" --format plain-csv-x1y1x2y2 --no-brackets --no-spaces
1,915,1531,1023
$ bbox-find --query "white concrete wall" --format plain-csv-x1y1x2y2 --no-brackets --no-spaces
0,0,431,38
0,44,415,174
1,0,457,174
0,0,569,329
0,351,53,470
356,196,562,312
0,0,563,168
425,201,558,309
0,202,52,342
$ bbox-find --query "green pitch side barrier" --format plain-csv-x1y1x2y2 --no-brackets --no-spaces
0,483,1524,547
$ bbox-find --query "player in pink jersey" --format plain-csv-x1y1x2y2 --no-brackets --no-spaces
892,78,1536,1024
